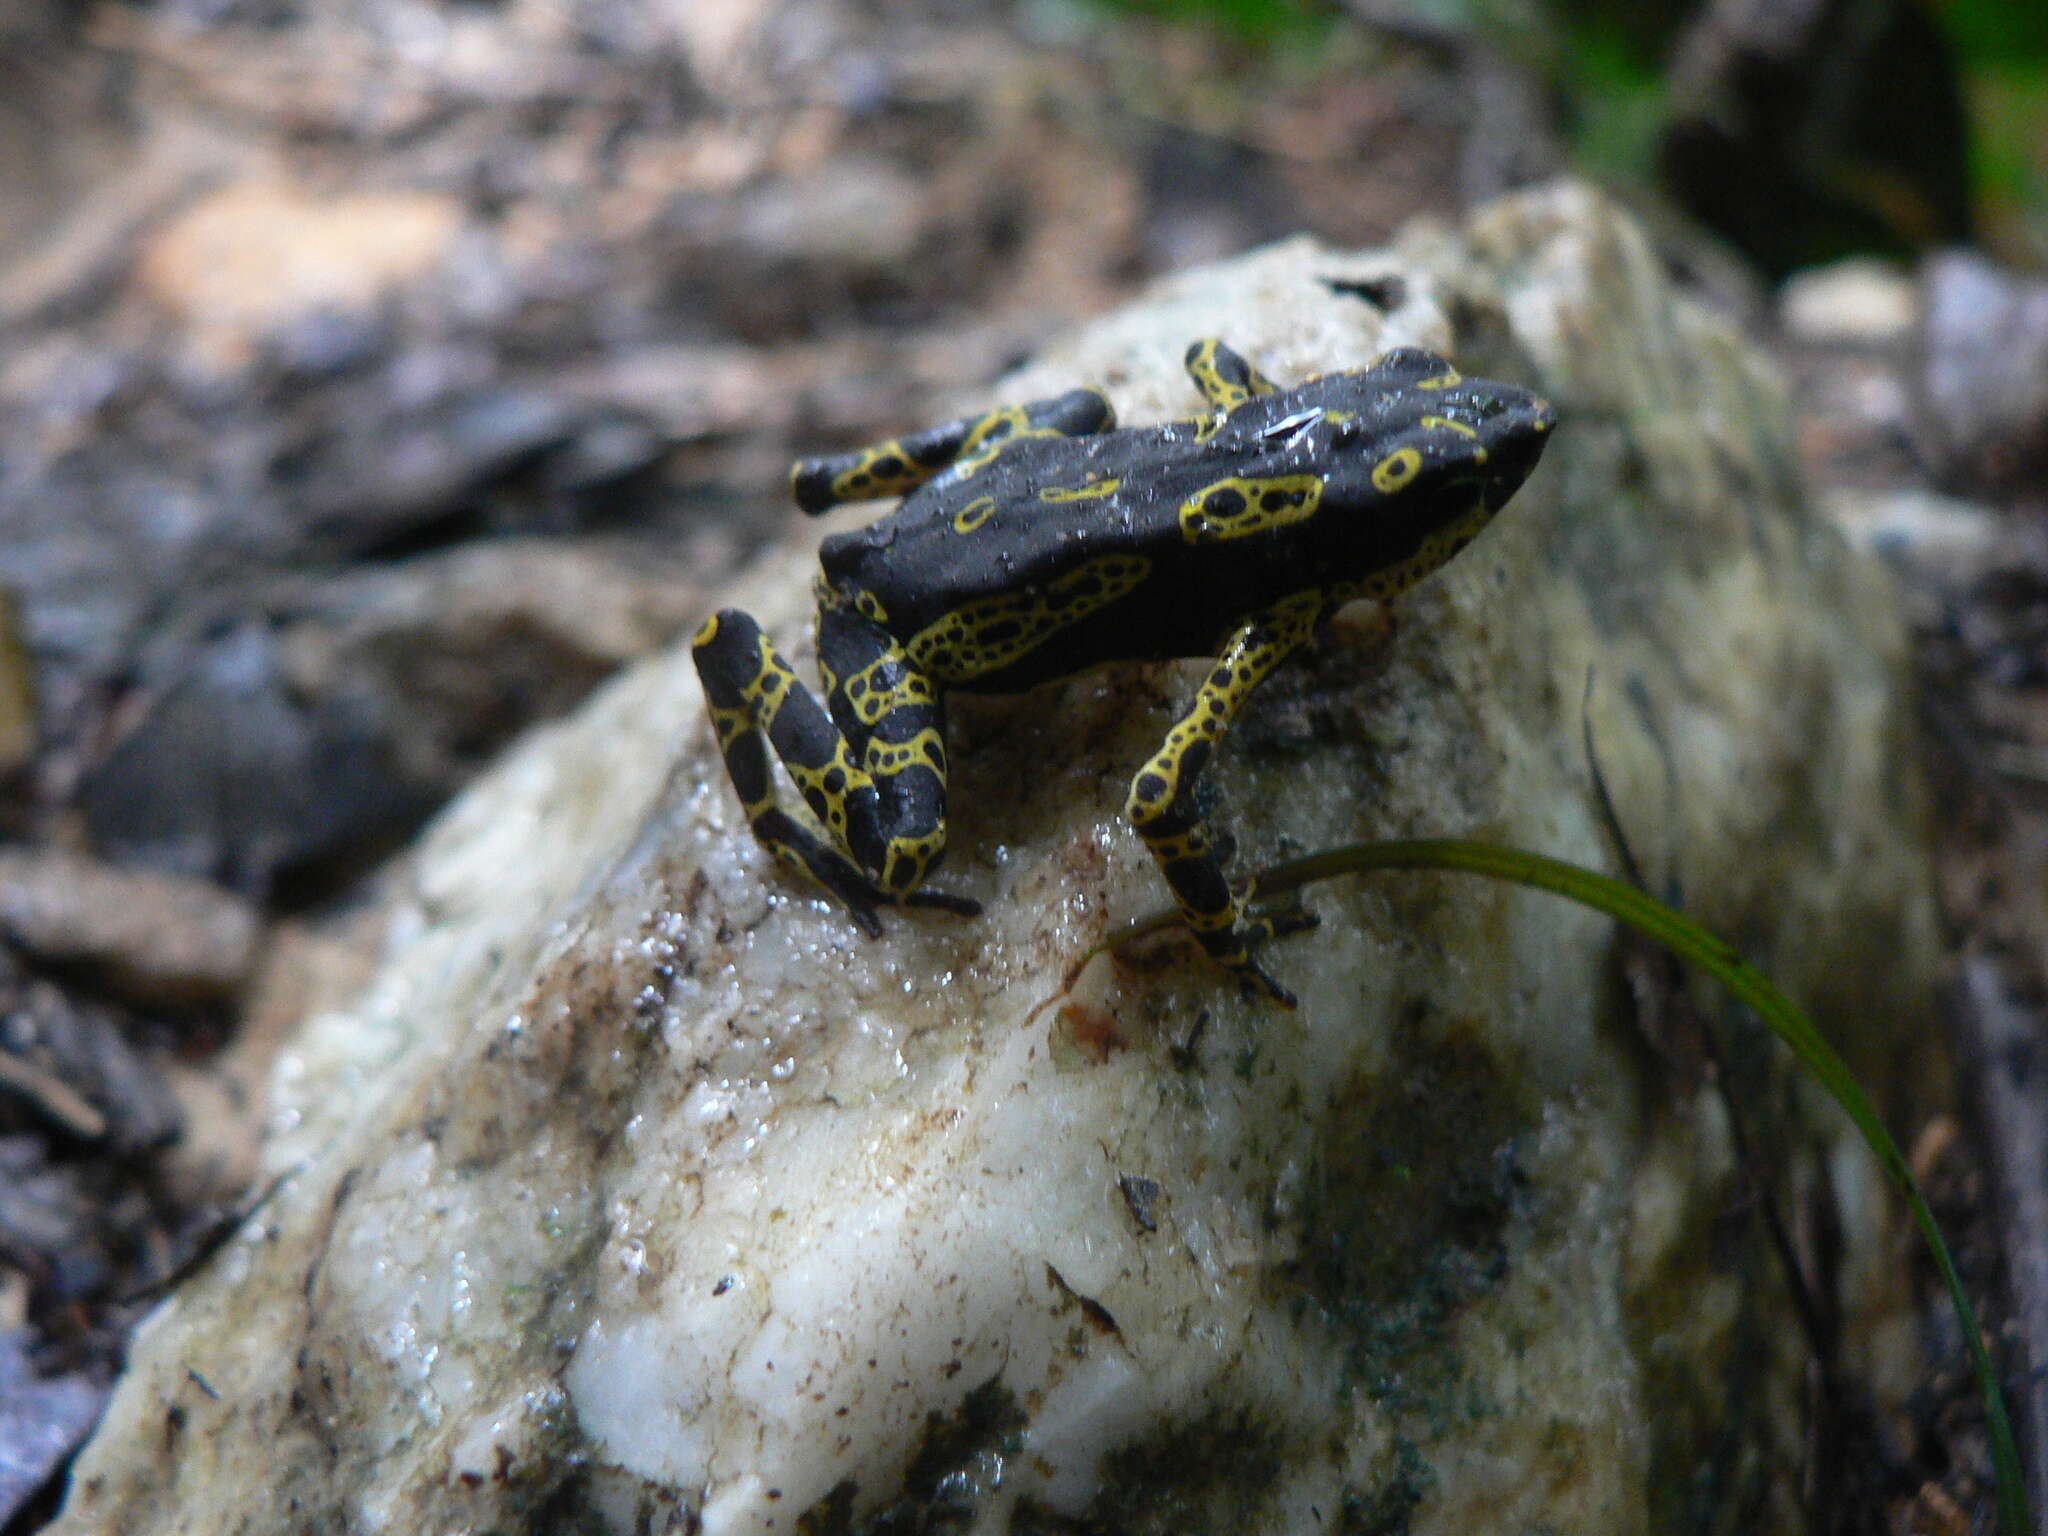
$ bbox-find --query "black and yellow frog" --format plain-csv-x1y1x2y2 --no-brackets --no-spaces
693,339,1554,1005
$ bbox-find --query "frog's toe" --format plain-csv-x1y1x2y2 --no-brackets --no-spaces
782,853,886,936
835,887,887,938
1236,957,1299,1011
904,886,982,918
1259,903,1320,941
1240,891,1319,944
1213,903,1314,1008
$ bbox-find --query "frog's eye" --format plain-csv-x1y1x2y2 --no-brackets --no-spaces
1369,347,1456,382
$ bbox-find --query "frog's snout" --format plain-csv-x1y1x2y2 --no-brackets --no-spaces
1493,396,1556,452
1475,392,1555,508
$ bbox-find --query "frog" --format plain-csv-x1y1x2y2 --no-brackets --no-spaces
692,338,1555,1006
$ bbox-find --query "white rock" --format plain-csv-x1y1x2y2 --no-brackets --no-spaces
1779,256,1916,346
54,182,1942,1534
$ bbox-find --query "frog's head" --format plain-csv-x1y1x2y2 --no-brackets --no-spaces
1296,347,1554,569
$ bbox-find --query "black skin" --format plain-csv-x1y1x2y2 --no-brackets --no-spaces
694,339,1555,1005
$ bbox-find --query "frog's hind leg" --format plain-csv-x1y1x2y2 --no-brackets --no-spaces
791,387,1116,513
692,607,978,930
1124,589,1325,1008
817,604,974,909
693,609,889,929
1184,339,1279,414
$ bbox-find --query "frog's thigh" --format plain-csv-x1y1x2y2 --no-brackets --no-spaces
818,606,952,895
691,609,896,927
1183,338,1279,413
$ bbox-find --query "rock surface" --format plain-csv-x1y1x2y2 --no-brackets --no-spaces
1918,249,2048,494
52,182,1943,1534
0,850,260,1009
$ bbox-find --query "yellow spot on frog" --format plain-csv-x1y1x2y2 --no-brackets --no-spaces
907,554,1151,680
866,726,947,777
953,495,996,533
1371,447,1423,494
1039,479,1121,503
1420,414,1477,438
842,655,937,727
825,439,928,502
1179,474,1323,542
1185,338,1276,415
951,407,1072,479
1415,370,1461,389
881,828,947,891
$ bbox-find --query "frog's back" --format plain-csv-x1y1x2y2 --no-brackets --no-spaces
815,415,1359,692
810,355,1553,690
821,428,1188,618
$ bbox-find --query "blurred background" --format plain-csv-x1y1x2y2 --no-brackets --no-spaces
0,0,2044,1529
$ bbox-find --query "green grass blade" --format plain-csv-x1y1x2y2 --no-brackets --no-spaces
1093,838,2030,1534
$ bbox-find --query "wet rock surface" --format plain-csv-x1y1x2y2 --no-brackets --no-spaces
47,185,1950,1534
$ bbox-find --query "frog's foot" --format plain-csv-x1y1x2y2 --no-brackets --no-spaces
758,818,889,937
1216,947,1299,1010
1211,899,1319,1009
784,853,980,932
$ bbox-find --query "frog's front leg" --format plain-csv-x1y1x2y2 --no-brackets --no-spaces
790,387,1115,513
1124,590,1326,1008
1184,338,1279,414
692,609,977,930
